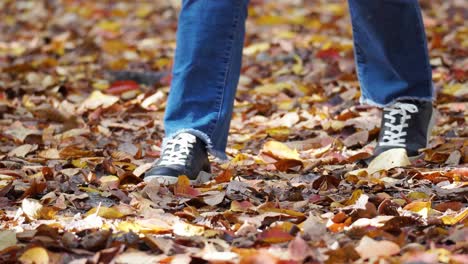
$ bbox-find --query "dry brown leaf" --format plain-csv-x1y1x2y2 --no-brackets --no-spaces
7,144,38,158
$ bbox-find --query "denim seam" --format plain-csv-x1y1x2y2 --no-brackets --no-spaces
360,95,434,108
206,1,242,140
349,6,369,102
414,1,435,99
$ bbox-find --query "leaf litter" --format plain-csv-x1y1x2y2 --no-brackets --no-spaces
0,0,467,263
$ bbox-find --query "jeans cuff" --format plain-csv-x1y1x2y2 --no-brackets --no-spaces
359,95,434,108
163,129,229,161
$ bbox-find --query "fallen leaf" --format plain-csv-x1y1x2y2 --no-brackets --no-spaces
0,230,17,251
404,201,432,218
78,90,119,113
202,191,226,206
355,236,400,259
174,175,201,198
86,206,125,219
21,198,44,221
367,148,411,174
7,144,38,158
173,221,204,237
19,247,49,264
288,235,312,261
107,80,140,95
257,222,295,244
441,208,468,225
261,140,302,161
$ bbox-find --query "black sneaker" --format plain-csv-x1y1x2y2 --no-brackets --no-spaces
373,100,435,159
144,133,212,185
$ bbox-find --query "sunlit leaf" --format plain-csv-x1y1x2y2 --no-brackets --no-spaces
174,175,201,198
19,247,49,264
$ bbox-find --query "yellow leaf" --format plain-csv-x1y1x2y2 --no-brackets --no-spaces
404,201,432,218
254,82,293,95
243,42,270,56
266,127,291,140
441,208,468,225
19,247,49,264
442,83,467,97
86,206,125,219
261,141,301,161
116,221,145,233
407,191,430,200
292,54,304,75
97,20,121,32
344,189,364,206
92,80,110,90
71,159,88,168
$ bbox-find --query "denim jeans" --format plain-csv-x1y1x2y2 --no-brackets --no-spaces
164,0,434,160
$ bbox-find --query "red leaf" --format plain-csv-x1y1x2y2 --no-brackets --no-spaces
107,80,140,95
316,48,340,60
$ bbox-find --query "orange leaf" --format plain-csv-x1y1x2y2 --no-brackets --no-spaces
174,175,200,198
258,223,295,244
215,169,233,183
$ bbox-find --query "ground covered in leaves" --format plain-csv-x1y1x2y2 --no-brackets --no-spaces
0,0,467,263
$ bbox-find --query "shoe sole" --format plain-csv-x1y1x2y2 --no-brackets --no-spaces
144,170,212,185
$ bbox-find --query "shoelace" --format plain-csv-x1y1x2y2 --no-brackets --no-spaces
159,133,197,166
379,102,419,147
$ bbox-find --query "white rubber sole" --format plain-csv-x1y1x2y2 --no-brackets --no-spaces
144,171,212,185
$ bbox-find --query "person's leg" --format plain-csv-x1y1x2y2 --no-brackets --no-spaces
164,0,249,160
145,0,249,183
348,0,433,105
348,0,435,158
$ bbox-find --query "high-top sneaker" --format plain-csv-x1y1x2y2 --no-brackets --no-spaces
144,133,211,185
374,100,435,159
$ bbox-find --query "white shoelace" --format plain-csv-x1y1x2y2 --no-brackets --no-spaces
159,133,197,166
379,102,419,147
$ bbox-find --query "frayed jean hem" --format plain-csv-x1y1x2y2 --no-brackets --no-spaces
360,95,434,108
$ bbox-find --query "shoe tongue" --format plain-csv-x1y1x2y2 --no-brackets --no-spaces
176,133,197,143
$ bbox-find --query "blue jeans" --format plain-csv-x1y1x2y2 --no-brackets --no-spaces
164,0,434,160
